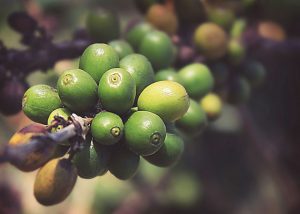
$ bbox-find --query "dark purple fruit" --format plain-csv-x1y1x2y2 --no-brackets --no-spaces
7,12,37,34
0,79,28,116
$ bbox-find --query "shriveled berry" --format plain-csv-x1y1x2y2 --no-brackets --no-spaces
7,124,56,172
34,158,77,206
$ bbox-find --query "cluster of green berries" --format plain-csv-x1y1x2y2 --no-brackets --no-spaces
17,35,215,205
133,1,267,105
7,3,269,206
15,16,221,203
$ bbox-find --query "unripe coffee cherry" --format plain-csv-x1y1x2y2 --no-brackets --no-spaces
86,8,120,43
125,111,166,156
126,22,154,50
144,133,184,167
91,112,124,145
139,30,176,70
194,22,228,59
22,84,62,124
176,99,207,133
57,69,98,113
178,63,214,99
119,53,155,97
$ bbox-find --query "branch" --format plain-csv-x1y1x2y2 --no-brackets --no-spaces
0,114,91,165
0,11,92,82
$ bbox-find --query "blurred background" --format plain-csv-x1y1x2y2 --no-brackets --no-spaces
0,0,300,213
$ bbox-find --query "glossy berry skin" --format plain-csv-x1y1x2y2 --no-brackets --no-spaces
0,79,27,116
176,99,207,133
139,30,175,70
125,111,166,156
79,43,119,83
73,139,109,179
193,22,228,59
108,142,140,180
98,68,136,115
34,158,77,206
138,81,190,122
108,40,134,59
144,133,184,167
57,69,98,113
155,68,181,83
91,111,124,145
86,8,120,43
126,23,154,50
22,84,62,124
120,54,155,96
178,63,214,99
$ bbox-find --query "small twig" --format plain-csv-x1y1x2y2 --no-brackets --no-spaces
1,114,91,165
